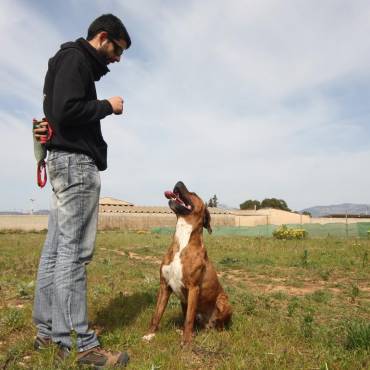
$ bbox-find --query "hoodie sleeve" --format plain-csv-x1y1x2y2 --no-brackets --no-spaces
51,50,113,126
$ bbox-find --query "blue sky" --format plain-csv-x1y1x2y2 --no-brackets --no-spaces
1,0,370,212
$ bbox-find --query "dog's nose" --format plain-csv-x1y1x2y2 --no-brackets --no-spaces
174,181,187,191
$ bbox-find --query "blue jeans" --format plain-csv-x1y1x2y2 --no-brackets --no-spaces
33,150,101,351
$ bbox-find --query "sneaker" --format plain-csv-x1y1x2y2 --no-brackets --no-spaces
77,346,129,368
34,336,52,350
57,345,70,361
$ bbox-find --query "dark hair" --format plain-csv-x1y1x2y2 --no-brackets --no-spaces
87,14,131,49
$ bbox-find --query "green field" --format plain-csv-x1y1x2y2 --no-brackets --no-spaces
0,231,369,369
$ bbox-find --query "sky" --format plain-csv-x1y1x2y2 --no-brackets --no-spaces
1,0,370,212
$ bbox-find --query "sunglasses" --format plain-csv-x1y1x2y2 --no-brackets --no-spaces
109,38,124,57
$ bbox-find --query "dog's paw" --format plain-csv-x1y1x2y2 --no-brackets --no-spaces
142,333,156,342
180,339,192,348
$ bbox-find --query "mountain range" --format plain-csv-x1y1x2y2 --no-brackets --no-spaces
301,203,370,217
0,210,49,215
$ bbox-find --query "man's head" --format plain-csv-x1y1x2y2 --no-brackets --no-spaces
87,14,131,64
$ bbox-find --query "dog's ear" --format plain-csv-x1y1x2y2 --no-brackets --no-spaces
203,206,212,234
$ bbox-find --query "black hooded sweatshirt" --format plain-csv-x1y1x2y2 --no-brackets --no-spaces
44,38,113,171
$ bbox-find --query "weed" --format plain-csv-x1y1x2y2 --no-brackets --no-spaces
309,290,331,304
0,339,31,369
287,298,299,317
240,293,257,315
0,308,26,336
350,284,360,302
363,251,368,268
261,295,273,310
319,269,331,281
17,281,35,299
301,308,315,339
301,249,309,267
218,257,241,266
345,321,370,350
270,291,287,300
102,257,111,265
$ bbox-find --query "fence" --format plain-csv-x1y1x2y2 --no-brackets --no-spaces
1,214,370,238
152,223,370,238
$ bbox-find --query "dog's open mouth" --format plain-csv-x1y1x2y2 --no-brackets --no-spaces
164,190,192,211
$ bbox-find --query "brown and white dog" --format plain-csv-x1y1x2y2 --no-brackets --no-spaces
143,181,232,344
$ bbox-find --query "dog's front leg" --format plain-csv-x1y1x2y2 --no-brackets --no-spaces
143,280,172,341
182,285,200,345
181,302,187,322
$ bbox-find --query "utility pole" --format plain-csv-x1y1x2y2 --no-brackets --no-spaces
30,198,35,215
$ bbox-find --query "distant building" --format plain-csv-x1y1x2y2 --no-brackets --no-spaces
98,196,230,215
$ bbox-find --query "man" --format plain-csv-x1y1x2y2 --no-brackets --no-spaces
32,14,131,368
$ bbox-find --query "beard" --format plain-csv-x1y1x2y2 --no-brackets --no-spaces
97,46,111,65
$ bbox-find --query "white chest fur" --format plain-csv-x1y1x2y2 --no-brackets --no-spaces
161,218,192,301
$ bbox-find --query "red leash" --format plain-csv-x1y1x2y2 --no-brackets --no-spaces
37,161,48,188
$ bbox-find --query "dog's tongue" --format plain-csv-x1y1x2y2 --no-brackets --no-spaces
164,190,192,210
164,191,175,200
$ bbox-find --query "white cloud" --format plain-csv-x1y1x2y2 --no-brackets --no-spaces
0,0,62,113
1,0,370,211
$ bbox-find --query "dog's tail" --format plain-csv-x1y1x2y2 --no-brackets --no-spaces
215,292,232,329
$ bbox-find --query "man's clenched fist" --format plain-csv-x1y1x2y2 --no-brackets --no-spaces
108,96,124,115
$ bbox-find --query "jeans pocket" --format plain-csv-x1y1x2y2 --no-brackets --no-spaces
77,154,98,169
48,157,70,193
82,163,101,192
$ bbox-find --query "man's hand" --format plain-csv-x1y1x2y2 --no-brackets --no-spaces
33,120,49,142
108,96,124,115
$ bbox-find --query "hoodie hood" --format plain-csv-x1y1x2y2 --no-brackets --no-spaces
60,38,110,81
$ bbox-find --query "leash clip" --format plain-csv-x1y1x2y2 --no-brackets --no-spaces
37,160,47,188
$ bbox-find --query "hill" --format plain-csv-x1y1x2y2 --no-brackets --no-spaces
302,203,370,217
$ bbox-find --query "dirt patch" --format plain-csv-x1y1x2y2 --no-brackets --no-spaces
100,247,126,256
0,298,28,310
219,269,368,297
127,251,161,264
99,247,161,264
221,272,321,295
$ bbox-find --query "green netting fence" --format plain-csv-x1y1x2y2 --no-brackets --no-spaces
151,222,370,238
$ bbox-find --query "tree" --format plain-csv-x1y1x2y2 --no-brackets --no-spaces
260,198,290,211
208,194,218,208
240,199,261,210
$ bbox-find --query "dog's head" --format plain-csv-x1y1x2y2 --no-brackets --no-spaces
164,181,212,234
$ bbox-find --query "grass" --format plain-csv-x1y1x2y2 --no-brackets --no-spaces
0,231,369,369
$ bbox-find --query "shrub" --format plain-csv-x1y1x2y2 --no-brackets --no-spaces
273,225,307,240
